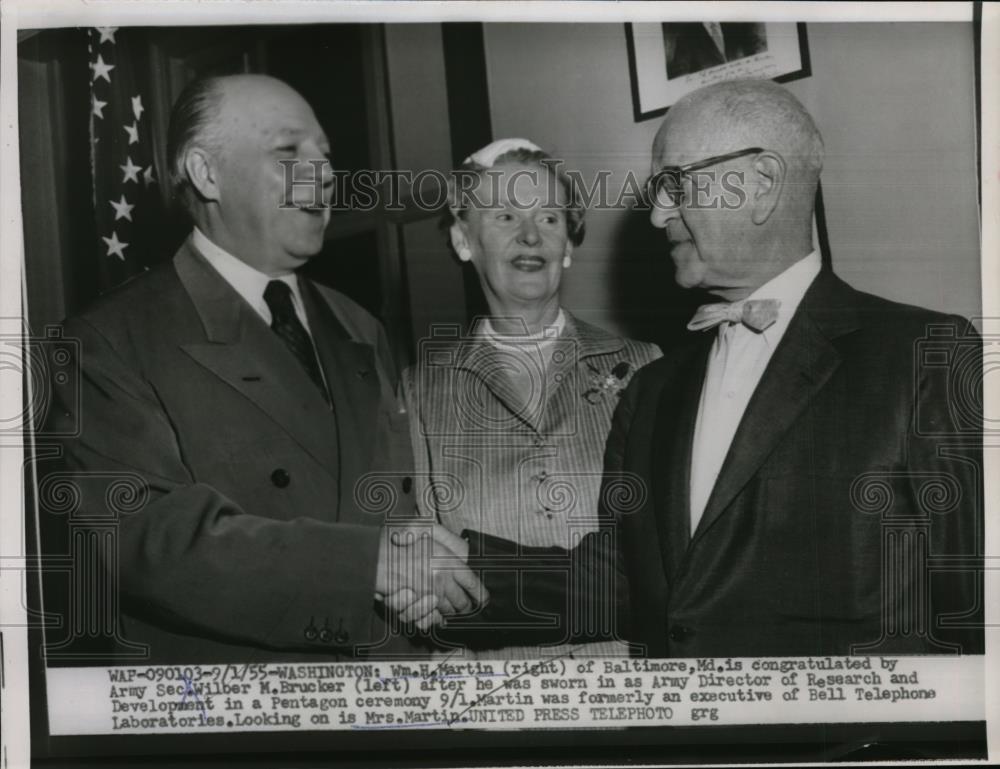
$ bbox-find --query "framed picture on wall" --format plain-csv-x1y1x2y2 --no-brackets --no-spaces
625,21,811,121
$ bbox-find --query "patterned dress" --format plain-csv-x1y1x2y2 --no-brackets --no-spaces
404,311,661,658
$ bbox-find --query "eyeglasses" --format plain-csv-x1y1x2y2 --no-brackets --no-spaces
645,147,764,207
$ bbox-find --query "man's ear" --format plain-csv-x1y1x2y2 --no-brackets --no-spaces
749,152,785,225
449,221,473,262
184,147,221,203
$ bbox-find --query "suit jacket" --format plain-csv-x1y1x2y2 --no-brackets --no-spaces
465,270,983,657
41,239,418,664
404,313,659,654
406,312,661,548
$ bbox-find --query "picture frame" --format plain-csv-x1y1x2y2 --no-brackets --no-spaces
625,21,812,122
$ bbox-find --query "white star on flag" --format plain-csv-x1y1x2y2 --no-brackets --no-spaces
96,27,118,45
91,95,107,119
120,156,141,184
131,95,145,121
109,195,134,222
143,165,157,188
90,54,115,83
123,122,139,145
102,231,128,260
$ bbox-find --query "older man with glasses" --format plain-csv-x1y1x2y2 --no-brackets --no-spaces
453,78,983,659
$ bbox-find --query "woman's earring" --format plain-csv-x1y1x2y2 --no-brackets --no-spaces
458,247,472,262
562,254,572,269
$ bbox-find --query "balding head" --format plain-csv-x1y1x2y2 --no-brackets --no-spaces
654,79,824,186
167,74,317,213
167,74,332,275
166,76,224,211
648,80,823,300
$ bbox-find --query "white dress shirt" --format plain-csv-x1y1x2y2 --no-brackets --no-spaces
688,251,822,534
192,227,312,332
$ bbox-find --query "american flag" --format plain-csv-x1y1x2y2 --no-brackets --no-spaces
88,27,168,290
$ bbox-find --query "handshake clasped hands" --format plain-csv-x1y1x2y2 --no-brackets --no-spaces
375,524,489,631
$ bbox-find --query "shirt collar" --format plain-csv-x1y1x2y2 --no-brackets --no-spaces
745,250,822,344
191,227,303,323
480,308,567,352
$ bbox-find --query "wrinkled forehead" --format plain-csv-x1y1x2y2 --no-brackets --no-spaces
653,105,736,168
217,81,326,145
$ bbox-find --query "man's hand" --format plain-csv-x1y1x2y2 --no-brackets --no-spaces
421,524,473,616
375,524,486,631
429,523,469,561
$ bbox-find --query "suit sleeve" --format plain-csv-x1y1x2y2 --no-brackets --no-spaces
433,372,640,650
46,317,384,654
907,317,983,654
400,367,437,521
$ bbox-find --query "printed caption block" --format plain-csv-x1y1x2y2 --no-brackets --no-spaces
46,655,984,734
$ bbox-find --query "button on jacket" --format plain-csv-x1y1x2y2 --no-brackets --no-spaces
404,312,660,655
466,270,983,658
42,239,418,664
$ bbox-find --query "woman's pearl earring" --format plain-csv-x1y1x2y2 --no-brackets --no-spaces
458,247,472,262
562,254,572,269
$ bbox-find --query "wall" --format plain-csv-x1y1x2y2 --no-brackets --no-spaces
482,22,981,340
384,24,469,358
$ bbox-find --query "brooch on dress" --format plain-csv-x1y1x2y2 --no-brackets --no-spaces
583,361,631,404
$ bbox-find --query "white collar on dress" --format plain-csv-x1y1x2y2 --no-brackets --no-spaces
481,308,567,352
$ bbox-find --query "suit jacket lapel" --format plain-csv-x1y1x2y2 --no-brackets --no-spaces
174,241,340,479
543,312,626,423
653,337,712,580
455,317,564,432
454,340,539,430
299,279,381,489
455,312,629,433
691,270,857,543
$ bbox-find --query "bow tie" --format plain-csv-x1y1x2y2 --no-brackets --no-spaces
687,298,781,333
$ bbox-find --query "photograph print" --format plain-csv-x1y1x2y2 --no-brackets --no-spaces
627,21,810,120
2,4,992,767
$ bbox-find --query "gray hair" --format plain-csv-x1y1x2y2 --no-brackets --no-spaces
446,147,587,247
663,79,824,178
165,76,225,213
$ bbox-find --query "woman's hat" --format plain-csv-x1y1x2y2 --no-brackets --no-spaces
463,138,543,168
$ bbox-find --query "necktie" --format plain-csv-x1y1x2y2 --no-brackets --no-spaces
687,298,781,334
704,22,726,59
263,280,330,404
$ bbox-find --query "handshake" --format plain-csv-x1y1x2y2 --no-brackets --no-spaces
374,523,488,631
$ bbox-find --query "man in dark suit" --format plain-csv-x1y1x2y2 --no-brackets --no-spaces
43,74,482,664
449,79,982,658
